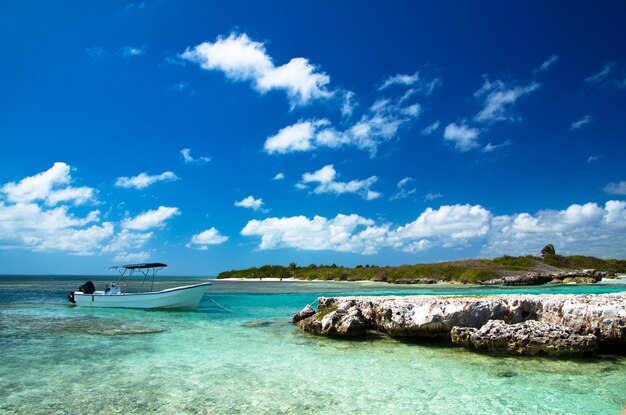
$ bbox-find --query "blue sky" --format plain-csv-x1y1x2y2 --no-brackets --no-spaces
1,1,626,276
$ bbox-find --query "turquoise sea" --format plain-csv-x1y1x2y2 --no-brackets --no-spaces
1,276,625,414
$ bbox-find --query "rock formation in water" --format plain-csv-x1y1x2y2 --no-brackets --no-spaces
450,320,598,355
292,304,316,323
479,269,615,286
295,292,626,356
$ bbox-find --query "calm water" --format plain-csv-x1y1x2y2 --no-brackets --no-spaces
1,276,625,414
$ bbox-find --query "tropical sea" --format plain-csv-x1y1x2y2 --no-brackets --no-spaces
1,276,625,415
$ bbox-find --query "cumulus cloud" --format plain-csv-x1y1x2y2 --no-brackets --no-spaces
264,96,420,156
180,148,211,164
234,196,266,211
272,172,285,180
586,155,599,164
298,165,380,200
114,171,178,190
241,214,380,253
121,206,180,231
264,119,329,154
474,78,541,123
604,181,626,195
482,201,626,258
241,204,490,255
443,123,481,151
188,227,229,250
241,201,626,258
0,202,113,255
0,164,177,258
181,32,332,107
570,115,592,130
102,229,153,254
1,162,95,206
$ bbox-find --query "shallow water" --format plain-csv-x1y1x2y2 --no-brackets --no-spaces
1,277,625,414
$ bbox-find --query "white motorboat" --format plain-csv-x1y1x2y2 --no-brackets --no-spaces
67,263,211,309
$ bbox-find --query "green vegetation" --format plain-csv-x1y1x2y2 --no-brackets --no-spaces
315,305,338,320
541,244,556,256
216,254,626,283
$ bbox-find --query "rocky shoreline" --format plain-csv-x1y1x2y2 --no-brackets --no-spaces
293,292,626,356
390,269,616,285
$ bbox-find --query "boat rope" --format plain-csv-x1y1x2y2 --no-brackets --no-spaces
209,297,234,313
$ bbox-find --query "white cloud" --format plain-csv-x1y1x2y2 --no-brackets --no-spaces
392,204,491,244
390,177,416,200
586,155,599,164
341,90,356,117
379,71,441,95
0,165,178,258
181,33,332,107
0,202,113,255
482,140,511,153
120,46,146,57
188,227,228,250
180,148,211,164
264,95,420,156
102,229,153,254
242,201,626,258
272,172,285,180
264,119,329,154
234,196,266,211
424,192,443,201
422,121,440,135
241,214,380,254
113,251,150,263
570,115,592,130
114,171,178,190
241,204,490,255
604,181,626,195
1,162,95,206
534,54,559,73
482,201,626,258
474,78,541,123
443,123,481,151
585,62,615,85
121,206,180,231
299,165,380,200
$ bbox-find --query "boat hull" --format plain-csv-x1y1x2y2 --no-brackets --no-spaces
72,282,211,309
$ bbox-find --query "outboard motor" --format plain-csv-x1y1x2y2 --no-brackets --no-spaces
79,281,96,294
67,281,96,304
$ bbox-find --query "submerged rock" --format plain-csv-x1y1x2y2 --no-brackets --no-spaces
241,321,274,327
451,319,598,356
292,304,316,323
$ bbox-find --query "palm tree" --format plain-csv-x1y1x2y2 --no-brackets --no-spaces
289,262,297,278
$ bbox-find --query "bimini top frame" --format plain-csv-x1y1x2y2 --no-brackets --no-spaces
109,263,167,293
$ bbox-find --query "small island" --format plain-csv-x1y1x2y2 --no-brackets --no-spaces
218,246,626,286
